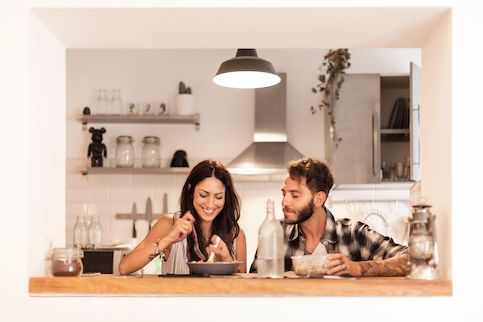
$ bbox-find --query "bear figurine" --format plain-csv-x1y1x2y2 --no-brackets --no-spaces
87,127,107,167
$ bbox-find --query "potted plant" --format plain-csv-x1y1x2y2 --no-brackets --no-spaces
175,81,194,115
311,48,351,147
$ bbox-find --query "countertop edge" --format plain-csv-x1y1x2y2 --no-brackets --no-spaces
28,275,453,297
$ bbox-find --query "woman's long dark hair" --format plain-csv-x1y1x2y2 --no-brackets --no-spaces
179,160,241,261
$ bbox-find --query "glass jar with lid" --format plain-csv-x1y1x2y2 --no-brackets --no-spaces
116,135,135,167
142,136,161,168
50,248,84,277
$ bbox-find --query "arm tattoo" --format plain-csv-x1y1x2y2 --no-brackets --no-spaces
359,255,409,277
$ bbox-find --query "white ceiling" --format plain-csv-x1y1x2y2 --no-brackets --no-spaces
33,7,449,48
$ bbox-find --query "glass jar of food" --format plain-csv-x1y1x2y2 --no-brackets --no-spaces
142,136,161,168
115,135,135,167
50,248,84,277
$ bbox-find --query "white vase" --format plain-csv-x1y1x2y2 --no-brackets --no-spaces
175,94,195,115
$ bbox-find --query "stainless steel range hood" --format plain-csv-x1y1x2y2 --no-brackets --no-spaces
228,73,304,175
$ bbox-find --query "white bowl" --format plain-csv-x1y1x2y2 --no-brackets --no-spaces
291,255,329,276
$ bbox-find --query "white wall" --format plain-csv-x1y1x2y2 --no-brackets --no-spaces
421,11,452,279
2,1,480,322
29,13,66,276
66,48,418,269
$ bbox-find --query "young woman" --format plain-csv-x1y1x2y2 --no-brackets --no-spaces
118,160,246,275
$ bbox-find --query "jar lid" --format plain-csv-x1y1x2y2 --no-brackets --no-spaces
52,248,84,260
116,135,133,143
143,136,160,144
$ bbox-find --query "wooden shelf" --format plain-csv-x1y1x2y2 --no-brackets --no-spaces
79,114,200,130
29,275,452,297
81,167,191,176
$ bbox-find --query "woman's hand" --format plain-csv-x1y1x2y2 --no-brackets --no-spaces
324,253,361,277
206,234,233,262
163,211,195,244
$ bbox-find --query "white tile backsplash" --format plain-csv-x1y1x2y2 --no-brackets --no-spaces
86,173,132,187
108,187,154,202
130,173,177,186
67,187,109,202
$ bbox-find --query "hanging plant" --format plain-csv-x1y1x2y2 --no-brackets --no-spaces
310,48,351,147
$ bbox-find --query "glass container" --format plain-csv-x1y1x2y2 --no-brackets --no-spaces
110,89,123,115
50,248,84,277
257,199,284,278
87,216,102,248
96,89,110,114
407,203,439,279
73,216,88,249
142,136,161,168
115,136,135,167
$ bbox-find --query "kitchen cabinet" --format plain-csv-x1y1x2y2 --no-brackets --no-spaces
326,63,421,184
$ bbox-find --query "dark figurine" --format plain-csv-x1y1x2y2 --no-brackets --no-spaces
170,150,189,167
87,127,107,167
82,106,91,115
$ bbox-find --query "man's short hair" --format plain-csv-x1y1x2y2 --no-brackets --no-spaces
287,157,334,195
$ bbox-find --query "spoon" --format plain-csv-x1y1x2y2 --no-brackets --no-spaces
207,236,221,263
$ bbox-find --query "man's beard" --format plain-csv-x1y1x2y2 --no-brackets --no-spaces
284,197,315,224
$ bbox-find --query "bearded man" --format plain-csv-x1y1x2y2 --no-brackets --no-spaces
250,157,408,277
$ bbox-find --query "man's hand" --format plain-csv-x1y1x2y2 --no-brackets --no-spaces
324,253,361,276
324,253,409,277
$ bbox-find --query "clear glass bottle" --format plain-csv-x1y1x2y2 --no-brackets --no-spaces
88,216,102,248
97,89,110,115
95,89,102,115
73,216,88,249
115,135,135,168
142,136,161,168
110,89,124,115
257,199,284,278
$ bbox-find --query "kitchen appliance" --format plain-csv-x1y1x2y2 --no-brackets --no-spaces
81,247,129,275
407,203,440,280
227,73,304,174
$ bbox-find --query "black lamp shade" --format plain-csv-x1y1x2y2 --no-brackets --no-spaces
213,49,281,89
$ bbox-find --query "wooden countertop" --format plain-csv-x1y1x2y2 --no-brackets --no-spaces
29,274,452,296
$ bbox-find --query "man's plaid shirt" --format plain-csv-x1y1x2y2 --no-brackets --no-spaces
250,208,407,272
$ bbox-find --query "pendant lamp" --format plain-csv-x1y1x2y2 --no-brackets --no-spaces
213,49,281,89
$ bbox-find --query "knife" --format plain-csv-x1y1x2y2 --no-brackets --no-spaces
131,202,138,239
146,197,153,231
162,193,168,214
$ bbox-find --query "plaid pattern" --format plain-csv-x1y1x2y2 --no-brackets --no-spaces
250,208,407,273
